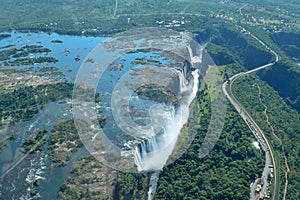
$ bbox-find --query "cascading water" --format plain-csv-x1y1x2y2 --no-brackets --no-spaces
72,28,209,200
134,107,175,172
133,68,199,199
134,69,199,172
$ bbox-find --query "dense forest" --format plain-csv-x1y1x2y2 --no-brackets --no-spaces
271,32,300,61
0,1,299,199
0,82,73,151
48,120,83,167
51,82,266,200
113,87,265,199
55,26,299,199
232,75,300,199
207,27,273,70
0,82,73,124
258,60,300,113
155,89,265,199
255,31,300,113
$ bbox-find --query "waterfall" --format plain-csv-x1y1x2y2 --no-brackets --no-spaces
133,69,199,172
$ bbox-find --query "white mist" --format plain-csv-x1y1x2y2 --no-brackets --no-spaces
134,69,199,172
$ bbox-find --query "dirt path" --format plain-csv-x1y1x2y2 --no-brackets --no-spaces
223,26,280,200
181,0,192,14
254,83,290,200
113,0,118,18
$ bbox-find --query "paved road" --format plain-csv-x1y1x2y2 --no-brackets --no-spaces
222,28,279,200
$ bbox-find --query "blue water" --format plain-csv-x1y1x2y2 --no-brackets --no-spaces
0,102,74,199
0,31,179,198
93,51,173,145
0,31,107,81
0,31,107,199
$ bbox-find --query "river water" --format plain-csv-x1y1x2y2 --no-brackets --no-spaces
0,102,82,199
0,32,105,199
0,31,106,80
0,30,199,199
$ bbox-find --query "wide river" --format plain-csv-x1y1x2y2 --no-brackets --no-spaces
0,31,187,199
0,32,105,199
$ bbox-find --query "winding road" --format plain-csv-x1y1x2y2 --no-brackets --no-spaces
222,28,279,200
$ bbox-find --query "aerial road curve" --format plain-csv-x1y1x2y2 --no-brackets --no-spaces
222,28,279,200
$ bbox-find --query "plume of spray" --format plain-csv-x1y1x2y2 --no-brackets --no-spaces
72,27,227,174
134,69,199,172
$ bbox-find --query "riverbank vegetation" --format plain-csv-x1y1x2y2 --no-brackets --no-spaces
0,44,58,66
48,120,83,167
21,129,47,153
135,84,179,106
0,82,73,125
0,1,299,199
0,82,73,152
58,155,117,200
0,34,11,40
